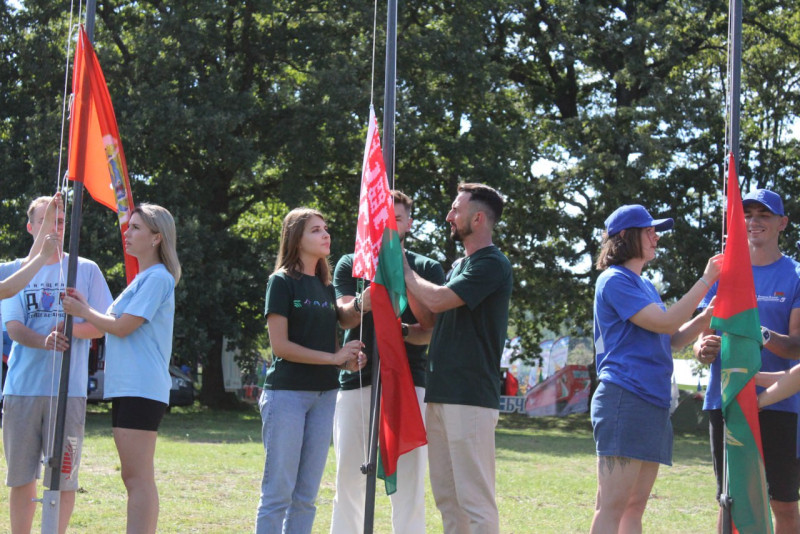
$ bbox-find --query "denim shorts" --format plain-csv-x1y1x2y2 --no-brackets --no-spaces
591,381,673,465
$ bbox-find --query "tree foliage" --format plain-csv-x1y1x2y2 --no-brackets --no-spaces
1,0,799,403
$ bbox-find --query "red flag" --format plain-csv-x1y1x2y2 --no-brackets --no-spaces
353,109,388,281
68,26,138,284
354,107,427,494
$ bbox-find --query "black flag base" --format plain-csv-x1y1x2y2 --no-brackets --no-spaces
40,489,61,533
719,492,733,534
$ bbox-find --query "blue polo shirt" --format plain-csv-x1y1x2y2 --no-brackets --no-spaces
702,256,800,413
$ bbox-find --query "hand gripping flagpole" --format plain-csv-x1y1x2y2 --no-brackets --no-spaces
362,2,398,532
40,1,95,532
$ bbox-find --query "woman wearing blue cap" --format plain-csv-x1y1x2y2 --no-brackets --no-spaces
590,204,723,533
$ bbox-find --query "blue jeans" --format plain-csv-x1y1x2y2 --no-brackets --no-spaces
255,388,337,534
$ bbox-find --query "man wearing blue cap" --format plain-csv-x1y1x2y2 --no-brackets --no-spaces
695,189,800,533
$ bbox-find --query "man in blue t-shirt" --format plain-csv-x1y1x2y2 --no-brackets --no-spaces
695,189,800,533
2,196,112,534
0,197,63,418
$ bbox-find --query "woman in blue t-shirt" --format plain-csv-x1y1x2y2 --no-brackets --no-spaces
255,208,365,534
590,204,722,533
63,204,180,534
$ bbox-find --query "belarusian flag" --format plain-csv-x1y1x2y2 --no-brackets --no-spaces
711,153,772,533
353,107,427,494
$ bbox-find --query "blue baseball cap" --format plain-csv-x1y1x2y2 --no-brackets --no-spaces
604,204,674,237
742,189,784,216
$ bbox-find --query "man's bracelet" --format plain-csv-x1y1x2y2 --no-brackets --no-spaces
353,293,362,313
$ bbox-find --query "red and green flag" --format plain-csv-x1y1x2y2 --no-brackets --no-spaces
68,25,138,284
353,107,427,494
711,153,772,533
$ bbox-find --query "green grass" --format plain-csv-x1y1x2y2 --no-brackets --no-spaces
0,405,719,533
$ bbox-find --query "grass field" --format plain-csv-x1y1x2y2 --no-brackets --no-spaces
0,404,720,533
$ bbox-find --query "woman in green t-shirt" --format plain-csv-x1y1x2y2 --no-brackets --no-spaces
255,208,365,534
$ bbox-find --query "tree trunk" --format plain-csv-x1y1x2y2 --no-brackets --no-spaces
199,333,242,409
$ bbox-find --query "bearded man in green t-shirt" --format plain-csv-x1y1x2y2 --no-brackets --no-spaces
403,182,512,534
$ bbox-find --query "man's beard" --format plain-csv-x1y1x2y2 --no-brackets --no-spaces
450,223,472,242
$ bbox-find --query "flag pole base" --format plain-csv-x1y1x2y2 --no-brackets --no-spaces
39,489,61,534
719,493,733,534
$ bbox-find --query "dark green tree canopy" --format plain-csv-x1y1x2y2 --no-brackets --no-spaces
1,0,798,403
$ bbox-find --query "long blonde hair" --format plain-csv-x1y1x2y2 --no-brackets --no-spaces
133,204,182,285
274,208,331,285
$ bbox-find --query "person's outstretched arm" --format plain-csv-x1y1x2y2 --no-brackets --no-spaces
758,366,800,408
0,234,58,299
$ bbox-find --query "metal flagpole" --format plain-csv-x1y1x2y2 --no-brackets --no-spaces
362,0,398,532
382,0,397,190
361,356,382,533
720,0,742,532
727,0,742,169
40,1,95,531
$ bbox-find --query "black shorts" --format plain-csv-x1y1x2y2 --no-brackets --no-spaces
709,408,800,502
111,396,168,432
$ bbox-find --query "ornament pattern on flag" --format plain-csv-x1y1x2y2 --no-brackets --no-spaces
353,108,392,281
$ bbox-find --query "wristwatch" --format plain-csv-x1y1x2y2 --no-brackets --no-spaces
401,323,409,338
761,326,771,346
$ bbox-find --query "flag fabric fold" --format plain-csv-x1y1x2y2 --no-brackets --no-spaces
711,153,772,534
353,107,427,494
68,25,138,284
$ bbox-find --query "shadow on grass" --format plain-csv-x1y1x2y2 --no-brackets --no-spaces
496,412,712,463
85,402,262,443
85,403,713,462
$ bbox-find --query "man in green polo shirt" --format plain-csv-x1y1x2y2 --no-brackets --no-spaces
403,182,512,534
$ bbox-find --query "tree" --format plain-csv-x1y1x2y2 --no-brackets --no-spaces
385,0,799,351
1,0,380,406
2,0,799,395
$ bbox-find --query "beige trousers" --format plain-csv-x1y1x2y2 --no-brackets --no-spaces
426,402,500,534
